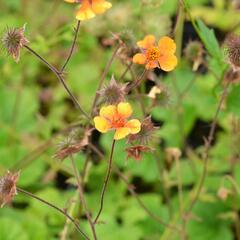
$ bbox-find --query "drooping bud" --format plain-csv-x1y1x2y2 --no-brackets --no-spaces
1,24,29,63
98,75,127,105
184,41,203,71
165,147,182,164
226,34,240,71
148,84,171,108
0,171,19,208
217,187,230,201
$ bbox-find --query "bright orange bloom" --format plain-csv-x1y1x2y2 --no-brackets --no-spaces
133,35,178,71
94,102,141,140
64,0,112,21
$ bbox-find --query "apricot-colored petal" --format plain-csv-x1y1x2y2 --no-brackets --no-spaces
76,2,96,20
158,54,178,72
92,0,112,14
94,116,111,133
117,102,132,118
114,127,130,140
99,105,117,121
137,35,155,49
146,61,158,69
132,53,146,65
158,36,176,55
125,119,141,134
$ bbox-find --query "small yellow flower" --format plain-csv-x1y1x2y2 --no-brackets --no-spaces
94,102,141,140
64,0,112,21
133,35,178,71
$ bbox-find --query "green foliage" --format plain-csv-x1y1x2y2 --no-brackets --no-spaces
0,0,240,239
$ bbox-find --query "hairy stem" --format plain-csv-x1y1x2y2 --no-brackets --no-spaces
60,20,81,73
94,139,116,224
17,187,90,240
91,44,121,116
187,81,230,214
126,69,147,93
70,155,98,240
114,167,181,233
24,45,91,121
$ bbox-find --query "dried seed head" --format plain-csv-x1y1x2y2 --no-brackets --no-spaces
226,34,240,71
1,25,29,63
54,128,91,161
0,171,19,208
184,41,203,71
128,116,157,144
98,75,127,105
125,145,153,161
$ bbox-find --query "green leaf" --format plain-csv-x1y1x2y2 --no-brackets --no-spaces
227,85,240,117
196,19,222,60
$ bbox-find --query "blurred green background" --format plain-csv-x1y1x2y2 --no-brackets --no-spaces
1,0,240,239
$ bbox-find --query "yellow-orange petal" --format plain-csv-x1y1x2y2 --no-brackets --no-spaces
146,61,158,69
125,119,141,134
76,2,96,20
94,116,111,133
92,0,112,14
100,105,117,121
158,36,176,55
117,102,132,118
158,54,177,72
137,35,155,49
132,53,146,65
114,127,130,140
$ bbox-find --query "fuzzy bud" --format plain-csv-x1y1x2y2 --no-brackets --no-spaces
54,128,91,161
226,34,240,71
1,25,29,63
148,85,171,108
184,41,203,71
98,75,127,105
128,116,157,144
0,171,19,208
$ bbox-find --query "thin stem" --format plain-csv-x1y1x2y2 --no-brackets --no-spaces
187,81,230,214
174,1,185,59
60,192,78,240
126,69,147,93
70,155,98,240
94,139,116,224
91,44,121,116
114,167,181,233
118,61,133,82
24,45,91,121
60,20,81,73
17,187,90,240
175,156,186,240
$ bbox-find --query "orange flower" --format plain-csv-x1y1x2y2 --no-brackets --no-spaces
133,35,178,71
94,102,141,140
64,0,112,21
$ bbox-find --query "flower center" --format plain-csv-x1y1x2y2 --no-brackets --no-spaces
146,47,161,61
111,116,126,128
